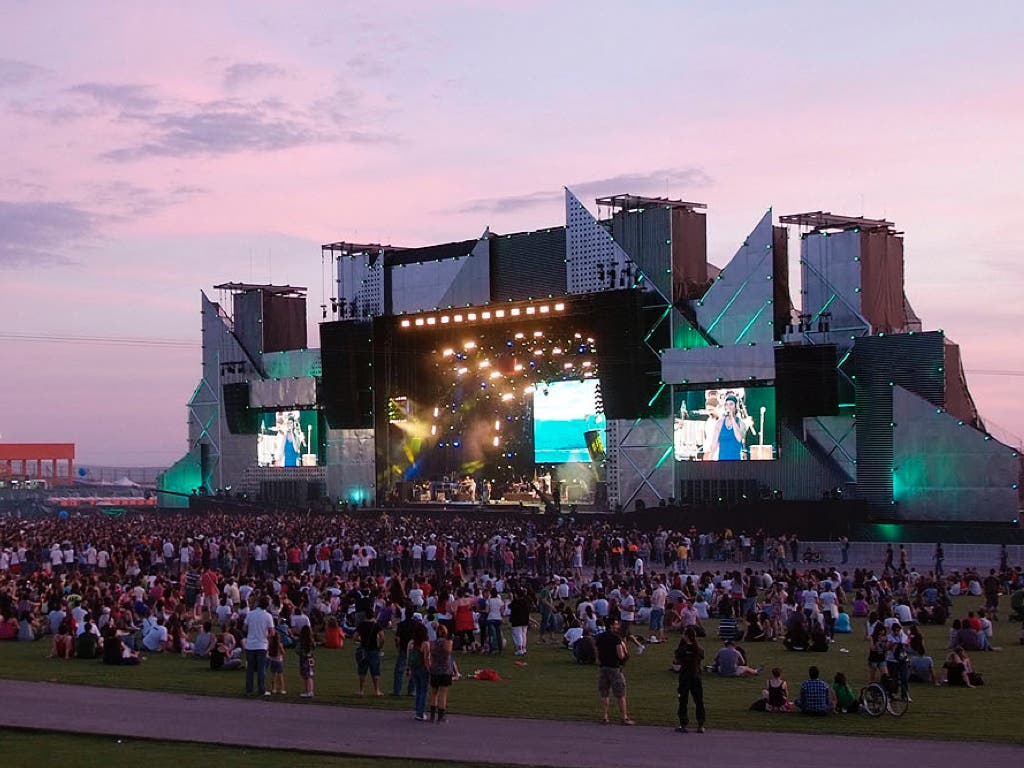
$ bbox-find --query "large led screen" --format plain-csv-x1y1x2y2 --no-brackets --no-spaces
673,386,777,461
257,409,320,467
533,379,606,463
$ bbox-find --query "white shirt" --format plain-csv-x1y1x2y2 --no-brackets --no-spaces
244,608,275,651
651,585,668,610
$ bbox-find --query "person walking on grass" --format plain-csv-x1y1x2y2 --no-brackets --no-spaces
297,624,315,698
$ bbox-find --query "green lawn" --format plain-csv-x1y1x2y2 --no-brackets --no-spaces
0,730,507,768
1,598,1020,745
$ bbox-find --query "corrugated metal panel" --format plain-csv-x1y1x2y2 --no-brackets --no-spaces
610,207,672,297
490,228,566,302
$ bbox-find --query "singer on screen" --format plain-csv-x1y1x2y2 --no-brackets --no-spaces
704,394,750,461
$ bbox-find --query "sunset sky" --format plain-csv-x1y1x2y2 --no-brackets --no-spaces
1,1,1021,465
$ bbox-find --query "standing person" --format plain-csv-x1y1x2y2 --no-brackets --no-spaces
674,626,706,733
935,543,944,577
537,580,555,644
243,595,275,697
886,621,911,703
839,536,850,566
883,544,894,575
509,589,531,656
596,619,634,725
297,624,315,698
267,631,286,695
393,608,416,696
355,613,384,696
407,620,431,721
485,588,504,654
649,577,668,644
428,625,456,723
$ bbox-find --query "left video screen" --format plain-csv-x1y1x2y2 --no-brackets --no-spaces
257,409,320,467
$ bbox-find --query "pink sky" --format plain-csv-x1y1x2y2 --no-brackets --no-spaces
1,2,1022,464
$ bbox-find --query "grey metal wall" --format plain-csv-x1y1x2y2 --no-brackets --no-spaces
610,207,672,298
490,227,566,302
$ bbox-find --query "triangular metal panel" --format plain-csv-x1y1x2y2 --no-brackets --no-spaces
565,189,634,295
695,211,776,346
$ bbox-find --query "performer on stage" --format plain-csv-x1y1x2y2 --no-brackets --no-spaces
704,394,750,461
282,414,306,467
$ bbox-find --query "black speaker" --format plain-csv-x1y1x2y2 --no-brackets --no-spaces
587,290,661,419
775,344,839,417
320,320,375,428
223,383,259,434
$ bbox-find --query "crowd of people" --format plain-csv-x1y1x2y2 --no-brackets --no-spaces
0,506,1021,729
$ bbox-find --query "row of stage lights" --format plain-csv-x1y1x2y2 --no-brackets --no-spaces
400,302,567,329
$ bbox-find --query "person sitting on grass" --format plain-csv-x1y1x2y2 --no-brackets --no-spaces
50,617,74,659
713,639,760,677
942,647,978,687
831,672,859,713
762,667,796,712
101,624,142,666
191,620,215,659
795,665,835,715
210,631,243,671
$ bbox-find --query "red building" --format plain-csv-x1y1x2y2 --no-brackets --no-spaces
0,443,75,487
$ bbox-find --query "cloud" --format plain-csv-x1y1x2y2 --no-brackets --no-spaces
0,201,95,267
85,180,207,218
460,167,714,214
223,62,288,91
102,102,330,160
68,82,157,112
0,58,47,88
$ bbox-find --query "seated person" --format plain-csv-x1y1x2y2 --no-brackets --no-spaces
141,616,170,653
75,621,102,659
807,624,830,652
953,619,982,652
831,672,859,714
191,620,215,658
210,632,244,671
795,666,835,715
907,625,939,685
763,667,796,712
784,619,809,651
743,612,767,642
323,616,344,649
713,639,760,677
0,614,17,641
51,618,75,659
851,592,869,618
942,647,976,687
833,609,852,634
17,611,40,641
101,625,142,666
572,628,597,665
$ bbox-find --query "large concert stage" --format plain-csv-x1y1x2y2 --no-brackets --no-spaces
161,188,1022,529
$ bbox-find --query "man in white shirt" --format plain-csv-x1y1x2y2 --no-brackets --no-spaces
243,595,275,696
649,579,668,643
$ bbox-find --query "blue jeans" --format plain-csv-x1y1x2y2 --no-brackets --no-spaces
393,652,408,695
245,649,267,694
411,667,429,716
487,620,503,653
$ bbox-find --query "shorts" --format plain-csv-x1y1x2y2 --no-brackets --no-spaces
356,648,381,678
266,658,284,674
430,673,453,688
299,655,315,679
649,609,665,632
868,660,886,671
598,667,626,699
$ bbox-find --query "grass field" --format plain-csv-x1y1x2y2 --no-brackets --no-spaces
0,730,507,768
1,597,1020,745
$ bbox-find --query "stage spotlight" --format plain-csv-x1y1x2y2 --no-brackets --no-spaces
454,314,463,322
539,305,550,313
482,311,491,319
514,363,523,372
489,371,501,379
457,367,468,375
495,309,506,318
501,393,514,401
442,348,454,357
464,341,476,349
563,362,573,369
552,347,562,355
468,312,477,320
441,316,450,324
526,307,536,315
493,436,501,446
582,361,591,367
533,331,543,337
479,359,491,368
426,317,436,325
431,425,437,435
515,332,525,339
555,303,565,311
494,420,501,430
401,320,411,327
510,308,520,316
415,318,425,326
533,349,544,356
524,386,534,394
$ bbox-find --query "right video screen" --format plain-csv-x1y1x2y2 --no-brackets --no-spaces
673,386,777,461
